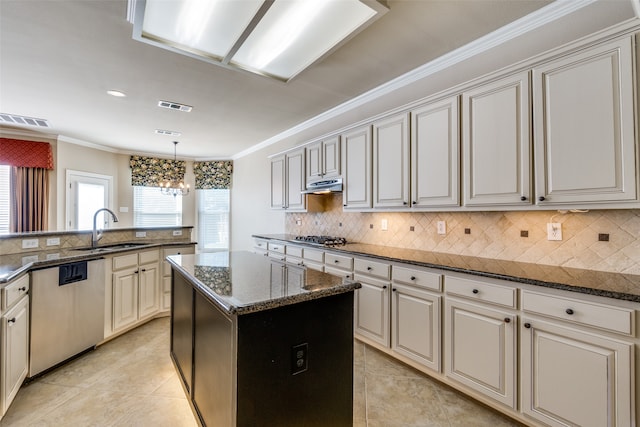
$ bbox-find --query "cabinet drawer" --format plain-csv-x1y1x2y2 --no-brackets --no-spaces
268,242,285,254
139,249,160,265
113,253,139,271
254,239,268,250
286,245,303,258
324,266,353,279
354,258,390,280
325,253,353,271
303,261,324,272
303,248,324,263
392,265,441,291
3,274,29,310
445,276,516,308
286,255,303,266
522,290,635,336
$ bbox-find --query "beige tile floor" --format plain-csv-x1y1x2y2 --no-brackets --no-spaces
2,317,523,426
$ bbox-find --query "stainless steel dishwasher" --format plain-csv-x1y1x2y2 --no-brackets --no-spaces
29,259,105,377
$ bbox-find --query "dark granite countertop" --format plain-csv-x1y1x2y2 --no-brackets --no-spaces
254,234,640,303
167,251,361,316
0,241,196,283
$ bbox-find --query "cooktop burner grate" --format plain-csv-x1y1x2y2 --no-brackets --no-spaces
294,235,347,246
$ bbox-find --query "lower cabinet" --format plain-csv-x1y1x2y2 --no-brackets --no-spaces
1,286,29,417
354,274,390,347
162,245,196,312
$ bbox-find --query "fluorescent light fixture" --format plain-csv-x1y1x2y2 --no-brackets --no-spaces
106,90,127,97
129,0,388,82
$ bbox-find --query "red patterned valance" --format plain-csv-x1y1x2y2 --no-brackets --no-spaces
0,138,54,169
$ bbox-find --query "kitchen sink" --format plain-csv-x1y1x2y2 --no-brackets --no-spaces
72,242,149,252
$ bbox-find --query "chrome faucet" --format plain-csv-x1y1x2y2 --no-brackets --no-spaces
92,208,119,247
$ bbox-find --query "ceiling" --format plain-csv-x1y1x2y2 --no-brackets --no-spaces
1,0,559,160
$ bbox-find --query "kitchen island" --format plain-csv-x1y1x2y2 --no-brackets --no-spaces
167,251,360,427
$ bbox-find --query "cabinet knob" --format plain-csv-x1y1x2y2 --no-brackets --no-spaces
7,318,16,324
343,204,348,207
177,252,181,255
524,322,531,329
403,201,407,205
412,201,417,205
472,289,479,294
520,196,527,201
410,276,416,281
18,287,26,292
392,288,397,292
538,196,546,202
382,285,387,289
565,308,574,315
141,268,146,272
334,260,339,263
367,266,372,271
135,270,139,274
504,318,511,323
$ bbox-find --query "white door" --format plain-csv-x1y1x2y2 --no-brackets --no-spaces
66,170,112,230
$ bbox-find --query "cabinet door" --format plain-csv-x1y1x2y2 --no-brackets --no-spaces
521,317,633,427
342,126,372,210
444,297,516,408
113,269,139,331
533,37,637,205
391,284,440,372
171,271,194,394
411,96,460,208
285,148,306,211
462,71,531,206
322,136,341,178
306,141,322,182
138,264,160,319
2,296,29,414
354,274,389,347
373,113,410,208
270,154,285,209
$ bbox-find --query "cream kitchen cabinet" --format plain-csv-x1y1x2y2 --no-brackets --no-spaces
1,274,29,417
372,113,410,209
533,36,637,206
390,265,442,372
253,238,268,256
300,246,324,272
111,250,160,333
353,257,391,347
324,251,354,279
520,290,635,427
444,275,518,409
462,71,532,207
342,126,372,210
161,245,195,312
306,135,340,183
270,148,306,211
411,95,460,208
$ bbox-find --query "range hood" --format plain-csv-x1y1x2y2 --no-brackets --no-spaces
302,178,342,194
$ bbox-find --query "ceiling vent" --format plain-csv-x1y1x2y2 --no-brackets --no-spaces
155,129,181,136
0,113,50,128
157,100,192,112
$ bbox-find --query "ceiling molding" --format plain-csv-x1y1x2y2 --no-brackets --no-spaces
232,0,598,160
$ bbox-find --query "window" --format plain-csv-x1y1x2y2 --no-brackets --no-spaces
133,186,182,227
198,188,230,251
0,165,9,233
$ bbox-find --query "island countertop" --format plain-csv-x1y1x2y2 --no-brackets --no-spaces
167,251,360,316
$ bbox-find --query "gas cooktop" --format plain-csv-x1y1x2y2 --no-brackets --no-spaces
294,235,347,247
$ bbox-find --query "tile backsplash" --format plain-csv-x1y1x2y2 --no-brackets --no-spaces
286,194,640,274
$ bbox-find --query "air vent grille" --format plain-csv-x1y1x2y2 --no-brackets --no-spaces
155,129,181,136
0,113,50,128
157,101,192,112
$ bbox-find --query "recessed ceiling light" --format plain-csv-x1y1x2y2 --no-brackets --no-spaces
107,90,127,97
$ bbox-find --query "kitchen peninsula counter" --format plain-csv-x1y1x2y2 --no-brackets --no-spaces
254,234,640,302
167,251,359,427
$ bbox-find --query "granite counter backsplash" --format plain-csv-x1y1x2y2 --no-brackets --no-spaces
254,234,640,303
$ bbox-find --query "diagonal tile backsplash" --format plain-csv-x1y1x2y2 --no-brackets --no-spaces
286,194,640,274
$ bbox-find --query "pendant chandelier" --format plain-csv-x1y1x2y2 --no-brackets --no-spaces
160,141,190,197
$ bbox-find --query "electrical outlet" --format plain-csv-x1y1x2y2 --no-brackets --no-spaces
381,219,388,231
291,343,308,375
296,218,302,226
21,255,38,264
136,231,147,238
547,223,562,241
22,239,39,249
172,230,182,236
46,237,60,246
46,253,60,260
437,221,446,235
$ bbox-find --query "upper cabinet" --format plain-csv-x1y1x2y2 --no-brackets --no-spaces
342,126,373,210
373,113,410,209
462,71,532,207
306,136,341,184
532,36,637,206
411,96,460,208
270,148,306,211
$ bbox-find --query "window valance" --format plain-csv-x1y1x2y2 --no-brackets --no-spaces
193,160,233,189
0,138,54,169
130,155,186,187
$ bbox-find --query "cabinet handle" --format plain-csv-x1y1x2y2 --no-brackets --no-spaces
134,270,139,274
472,289,479,294
392,288,397,292
141,268,147,272
7,318,16,324
538,196,546,202
565,308,574,315
334,260,339,263
524,322,531,329
410,276,416,281
343,204,348,207
412,201,417,205
403,201,407,205
520,196,527,201
177,252,181,255
18,287,27,292
382,285,387,289
504,318,511,323
367,266,372,271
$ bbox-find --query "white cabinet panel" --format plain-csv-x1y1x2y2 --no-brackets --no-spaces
373,113,410,208
354,274,390,347
342,126,372,210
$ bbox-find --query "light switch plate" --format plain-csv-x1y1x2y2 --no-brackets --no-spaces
136,231,147,238
381,219,388,231
437,221,446,235
172,230,182,236
46,237,60,246
22,239,39,249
